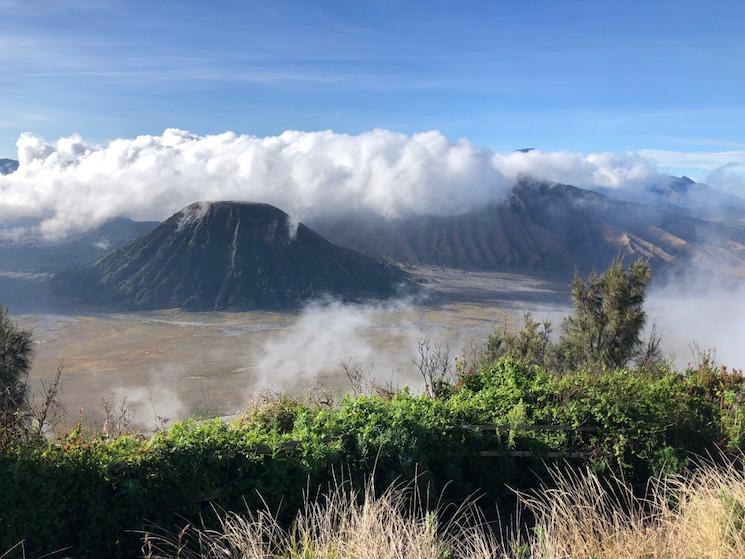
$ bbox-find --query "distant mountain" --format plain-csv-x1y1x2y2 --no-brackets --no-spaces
595,176,745,227
53,202,409,311
0,159,18,175
311,179,745,275
0,218,159,273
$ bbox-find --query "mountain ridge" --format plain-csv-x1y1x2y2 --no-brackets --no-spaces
52,201,410,311
310,179,745,274
0,218,159,273
593,175,745,227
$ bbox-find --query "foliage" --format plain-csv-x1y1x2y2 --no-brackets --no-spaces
485,313,552,367
485,258,659,372
559,258,653,370
0,307,33,446
0,259,741,557
2,357,745,557
145,458,745,559
0,307,32,415
143,476,502,559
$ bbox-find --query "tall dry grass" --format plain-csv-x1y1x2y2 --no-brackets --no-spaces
521,458,745,558
143,458,745,559
142,478,510,559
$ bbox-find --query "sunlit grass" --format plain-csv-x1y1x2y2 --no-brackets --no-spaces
144,458,745,559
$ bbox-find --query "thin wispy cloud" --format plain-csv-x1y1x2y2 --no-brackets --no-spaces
640,149,745,172
1,1,744,157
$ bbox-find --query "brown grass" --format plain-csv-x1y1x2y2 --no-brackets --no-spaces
521,458,745,558
144,459,745,559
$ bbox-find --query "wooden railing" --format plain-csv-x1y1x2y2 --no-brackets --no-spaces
466,423,599,432
450,423,598,459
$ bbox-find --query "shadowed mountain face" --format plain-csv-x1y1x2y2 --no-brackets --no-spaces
595,176,745,227
0,159,18,175
312,180,745,274
53,202,409,311
0,218,159,273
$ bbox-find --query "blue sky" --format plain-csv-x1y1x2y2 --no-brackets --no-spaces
1,0,744,159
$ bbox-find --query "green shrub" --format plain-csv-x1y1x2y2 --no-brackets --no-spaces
483,259,663,373
1,358,743,558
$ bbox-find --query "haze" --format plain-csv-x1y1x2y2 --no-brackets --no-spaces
1,0,744,429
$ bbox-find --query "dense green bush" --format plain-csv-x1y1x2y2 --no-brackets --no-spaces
2,357,745,558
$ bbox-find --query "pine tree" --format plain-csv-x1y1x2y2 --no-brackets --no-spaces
557,258,652,370
0,307,33,414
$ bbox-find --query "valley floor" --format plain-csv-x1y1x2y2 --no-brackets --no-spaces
16,267,570,430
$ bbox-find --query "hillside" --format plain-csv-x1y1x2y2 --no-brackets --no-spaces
595,175,745,227
0,217,159,273
312,179,745,274
52,201,409,311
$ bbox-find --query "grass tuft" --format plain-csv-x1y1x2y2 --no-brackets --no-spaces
144,458,745,559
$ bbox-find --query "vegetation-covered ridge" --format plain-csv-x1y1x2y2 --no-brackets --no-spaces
2,258,745,557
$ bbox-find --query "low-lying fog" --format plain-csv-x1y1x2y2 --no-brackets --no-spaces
17,269,567,430
646,271,745,369
14,266,745,431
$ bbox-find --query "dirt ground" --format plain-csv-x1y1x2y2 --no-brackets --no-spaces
16,267,570,430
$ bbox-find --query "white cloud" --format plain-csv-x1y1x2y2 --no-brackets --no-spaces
706,162,745,196
107,366,187,431
1,128,743,240
639,149,745,173
1,128,508,238
639,148,745,194
492,149,662,190
254,300,384,390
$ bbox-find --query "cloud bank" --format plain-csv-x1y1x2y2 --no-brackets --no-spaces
1,127,738,240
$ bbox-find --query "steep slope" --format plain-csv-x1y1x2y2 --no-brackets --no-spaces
52,202,409,311
0,218,159,273
595,176,745,226
311,179,745,274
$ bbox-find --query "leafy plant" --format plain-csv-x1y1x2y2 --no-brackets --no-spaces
558,258,653,371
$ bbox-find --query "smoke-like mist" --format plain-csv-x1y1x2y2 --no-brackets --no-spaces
106,366,187,432
0,128,676,240
647,272,745,370
253,298,429,393
254,300,382,388
249,296,497,395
